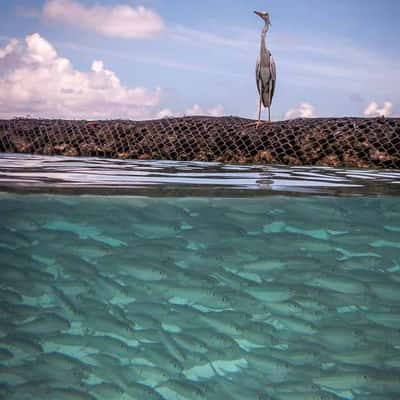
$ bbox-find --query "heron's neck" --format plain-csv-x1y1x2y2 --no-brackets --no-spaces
260,24,269,55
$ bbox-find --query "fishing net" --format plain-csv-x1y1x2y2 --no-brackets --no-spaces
0,116,399,168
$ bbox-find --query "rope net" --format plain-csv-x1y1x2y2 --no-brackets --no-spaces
0,116,399,168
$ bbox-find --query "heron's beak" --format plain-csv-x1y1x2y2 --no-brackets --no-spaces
254,10,271,25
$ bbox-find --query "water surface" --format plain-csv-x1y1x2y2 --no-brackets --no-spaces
1,153,400,196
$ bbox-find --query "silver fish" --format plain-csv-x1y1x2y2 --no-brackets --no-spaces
14,313,70,335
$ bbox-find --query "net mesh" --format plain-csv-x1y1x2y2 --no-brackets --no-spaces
1,116,399,168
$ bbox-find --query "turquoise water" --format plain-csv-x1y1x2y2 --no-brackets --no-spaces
1,154,400,400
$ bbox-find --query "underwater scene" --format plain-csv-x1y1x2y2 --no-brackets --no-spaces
1,192,400,400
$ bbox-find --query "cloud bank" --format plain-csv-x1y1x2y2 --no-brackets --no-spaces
364,101,393,117
0,34,162,119
157,104,224,119
43,0,164,39
285,103,316,120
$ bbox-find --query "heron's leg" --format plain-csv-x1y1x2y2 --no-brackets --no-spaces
267,86,272,123
256,95,262,128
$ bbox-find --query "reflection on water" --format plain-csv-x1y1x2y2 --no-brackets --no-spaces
1,194,400,399
1,153,400,196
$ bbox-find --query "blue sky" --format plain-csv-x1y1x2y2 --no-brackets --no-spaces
0,0,399,120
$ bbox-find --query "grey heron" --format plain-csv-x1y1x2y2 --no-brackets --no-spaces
254,10,276,126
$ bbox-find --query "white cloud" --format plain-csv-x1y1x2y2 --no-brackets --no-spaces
157,104,224,119
0,34,161,119
157,108,174,119
285,103,316,120
364,101,393,117
43,0,164,39
185,104,225,117
206,104,225,117
0,39,19,59
185,104,204,116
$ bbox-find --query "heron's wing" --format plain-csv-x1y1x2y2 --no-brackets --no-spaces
256,52,275,106
269,54,276,100
257,64,271,93
258,64,272,106
270,54,276,81
255,57,262,94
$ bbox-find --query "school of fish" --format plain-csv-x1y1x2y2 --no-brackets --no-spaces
0,194,399,400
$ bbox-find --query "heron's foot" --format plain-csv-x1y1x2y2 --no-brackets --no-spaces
255,120,262,129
